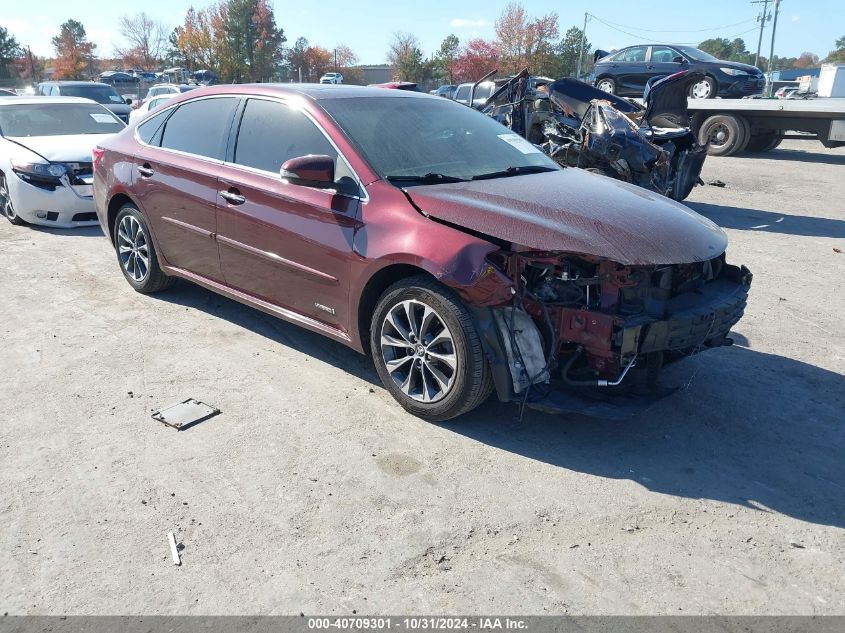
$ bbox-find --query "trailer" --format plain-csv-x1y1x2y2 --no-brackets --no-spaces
687,97,845,156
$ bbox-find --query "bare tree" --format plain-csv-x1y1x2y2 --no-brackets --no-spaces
115,12,168,69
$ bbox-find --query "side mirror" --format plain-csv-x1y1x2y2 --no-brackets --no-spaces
280,155,335,188
124,97,133,105
673,56,687,64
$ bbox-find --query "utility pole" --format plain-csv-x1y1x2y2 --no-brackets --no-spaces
767,0,781,75
576,12,588,79
751,0,770,68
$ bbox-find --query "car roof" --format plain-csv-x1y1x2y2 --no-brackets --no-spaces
184,83,434,101
0,96,100,106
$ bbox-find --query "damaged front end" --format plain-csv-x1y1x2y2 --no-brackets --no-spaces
482,70,707,201
469,249,752,418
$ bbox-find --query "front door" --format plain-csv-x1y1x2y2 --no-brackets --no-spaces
216,97,361,333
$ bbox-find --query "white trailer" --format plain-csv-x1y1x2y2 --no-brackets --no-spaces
687,97,845,156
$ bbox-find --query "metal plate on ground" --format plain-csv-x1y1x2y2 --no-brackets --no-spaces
151,398,220,430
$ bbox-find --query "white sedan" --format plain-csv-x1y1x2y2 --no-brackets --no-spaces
0,97,125,228
128,93,177,125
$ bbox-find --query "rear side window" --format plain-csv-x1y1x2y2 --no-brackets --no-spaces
159,97,236,160
614,46,647,63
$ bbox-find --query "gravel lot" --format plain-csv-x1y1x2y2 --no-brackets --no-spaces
1,140,843,615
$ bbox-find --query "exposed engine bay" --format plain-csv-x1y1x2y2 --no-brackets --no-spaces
478,69,707,201
471,248,752,417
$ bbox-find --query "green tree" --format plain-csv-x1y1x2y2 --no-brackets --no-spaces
0,26,23,79
436,34,460,83
552,26,590,78
387,32,426,82
224,0,285,82
824,36,845,63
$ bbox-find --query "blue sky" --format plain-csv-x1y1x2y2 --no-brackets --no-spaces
1,0,841,64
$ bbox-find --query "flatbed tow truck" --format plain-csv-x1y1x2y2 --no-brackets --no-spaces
688,97,845,156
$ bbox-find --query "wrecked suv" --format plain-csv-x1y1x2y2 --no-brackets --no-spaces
93,84,751,421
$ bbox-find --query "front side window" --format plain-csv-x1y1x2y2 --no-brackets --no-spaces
232,98,359,195
159,97,236,160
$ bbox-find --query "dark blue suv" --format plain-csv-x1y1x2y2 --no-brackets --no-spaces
593,45,764,99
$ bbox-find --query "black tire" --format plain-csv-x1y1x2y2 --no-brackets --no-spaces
688,75,718,99
113,204,174,294
370,275,493,422
744,133,782,153
0,174,27,226
698,114,749,156
596,77,616,95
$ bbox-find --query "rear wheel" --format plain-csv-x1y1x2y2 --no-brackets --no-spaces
113,204,174,294
0,174,27,225
370,275,493,422
596,77,616,94
698,114,750,156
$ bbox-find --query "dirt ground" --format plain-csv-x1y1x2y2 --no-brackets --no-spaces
1,140,843,615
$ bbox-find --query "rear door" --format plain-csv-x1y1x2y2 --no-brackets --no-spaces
132,96,238,282
613,46,649,95
216,97,361,331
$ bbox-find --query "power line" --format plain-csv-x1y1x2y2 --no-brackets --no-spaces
588,14,762,47
587,15,756,34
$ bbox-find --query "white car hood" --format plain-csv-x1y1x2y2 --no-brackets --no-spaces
6,134,111,163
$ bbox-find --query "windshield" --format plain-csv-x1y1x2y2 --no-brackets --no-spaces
675,46,719,62
321,96,557,182
59,84,125,105
0,103,124,137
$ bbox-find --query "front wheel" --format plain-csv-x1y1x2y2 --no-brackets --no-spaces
0,174,27,225
689,76,717,99
370,275,493,422
113,204,174,293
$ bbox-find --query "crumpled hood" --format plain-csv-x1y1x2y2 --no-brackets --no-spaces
7,134,108,163
404,168,727,265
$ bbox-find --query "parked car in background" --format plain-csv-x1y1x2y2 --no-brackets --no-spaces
37,81,132,123
93,84,750,421
0,97,124,227
433,85,458,98
0,89,17,97
193,70,219,85
99,71,140,84
320,72,343,84
774,86,800,99
128,93,178,125
369,82,420,91
593,45,765,99
144,83,198,100
453,81,495,107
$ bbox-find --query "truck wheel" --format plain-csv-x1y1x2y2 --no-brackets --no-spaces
698,114,750,156
744,133,782,153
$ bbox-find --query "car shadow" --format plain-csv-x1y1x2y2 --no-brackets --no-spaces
26,225,104,238
687,201,845,238
149,282,845,530
739,147,845,166
148,281,381,386
447,345,845,530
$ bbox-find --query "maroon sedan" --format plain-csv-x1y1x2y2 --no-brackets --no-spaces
93,84,751,421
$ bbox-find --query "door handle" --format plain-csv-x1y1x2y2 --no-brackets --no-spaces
220,189,246,205
138,164,154,178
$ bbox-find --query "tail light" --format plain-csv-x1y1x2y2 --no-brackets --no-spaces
92,147,106,171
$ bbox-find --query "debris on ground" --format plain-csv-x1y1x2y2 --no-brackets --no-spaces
709,180,727,187
168,532,181,566
151,398,220,430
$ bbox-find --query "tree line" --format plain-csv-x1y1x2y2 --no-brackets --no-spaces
2,0,844,86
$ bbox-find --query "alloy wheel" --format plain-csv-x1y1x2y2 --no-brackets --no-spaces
691,79,712,99
0,177,17,221
379,299,458,403
117,215,150,282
